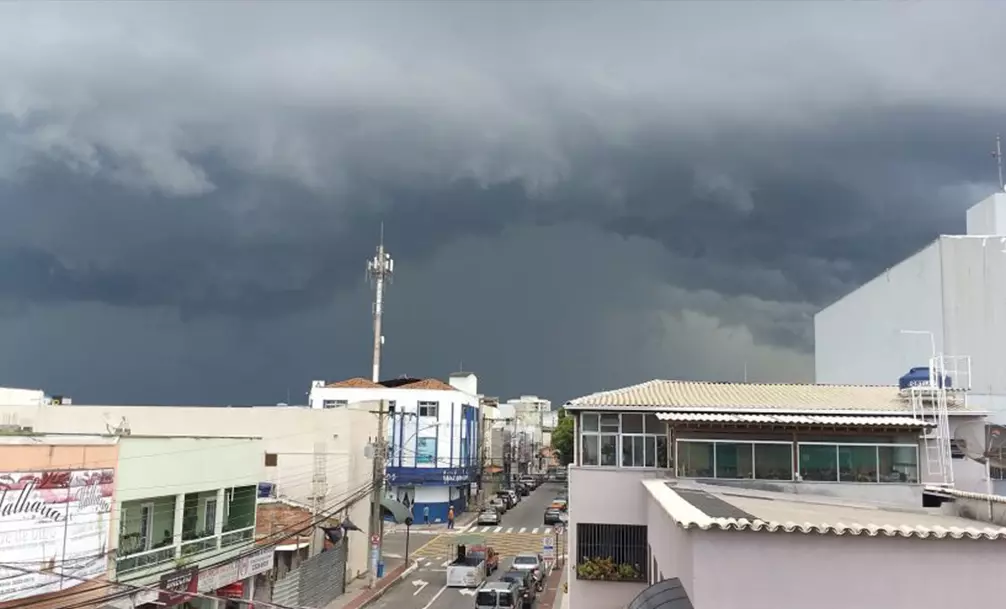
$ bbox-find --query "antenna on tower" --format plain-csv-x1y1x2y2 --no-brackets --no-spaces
367,222,394,383
993,135,1004,192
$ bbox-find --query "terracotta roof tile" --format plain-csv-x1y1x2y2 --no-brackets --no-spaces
401,378,456,391
325,377,381,388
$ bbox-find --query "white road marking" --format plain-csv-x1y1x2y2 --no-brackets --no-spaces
543,528,552,535
440,559,452,567
421,585,448,609
461,521,477,532
531,528,539,534
493,526,502,533
384,553,403,559
505,527,514,533
519,527,527,533
459,589,477,596
412,580,429,596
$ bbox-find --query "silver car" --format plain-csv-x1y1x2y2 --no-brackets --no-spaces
478,507,501,525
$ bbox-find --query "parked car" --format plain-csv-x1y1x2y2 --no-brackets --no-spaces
495,491,514,509
500,569,536,606
550,498,568,512
489,497,508,513
475,580,525,609
510,553,545,591
543,507,562,525
504,489,520,505
478,507,501,526
516,483,530,497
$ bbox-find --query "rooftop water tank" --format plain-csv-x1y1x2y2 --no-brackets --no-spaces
898,367,952,390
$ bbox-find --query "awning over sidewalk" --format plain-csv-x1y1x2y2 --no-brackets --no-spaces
381,496,413,524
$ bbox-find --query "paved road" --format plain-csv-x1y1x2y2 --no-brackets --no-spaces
369,483,568,609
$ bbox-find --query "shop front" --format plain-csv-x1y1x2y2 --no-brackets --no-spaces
385,466,476,523
113,548,275,609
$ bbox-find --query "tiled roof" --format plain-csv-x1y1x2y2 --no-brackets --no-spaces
645,480,1006,541
656,413,934,427
325,377,381,388
401,378,457,391
568,380,967,413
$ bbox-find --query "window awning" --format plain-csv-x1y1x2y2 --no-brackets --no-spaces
655,413,934,427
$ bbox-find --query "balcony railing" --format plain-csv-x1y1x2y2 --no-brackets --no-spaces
116,545,176,575
180,534,219,557
220,526,255,548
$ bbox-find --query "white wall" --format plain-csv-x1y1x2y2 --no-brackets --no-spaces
965,193,1006,235
311,385,478,470
448,373,478,396
0,386,46,406
814,239,945,386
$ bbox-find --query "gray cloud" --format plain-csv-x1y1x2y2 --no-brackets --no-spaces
0,2,1002,403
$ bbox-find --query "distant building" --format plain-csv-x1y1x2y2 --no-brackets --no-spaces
309,375,479,522
563,379,992,609
816,192,1006,421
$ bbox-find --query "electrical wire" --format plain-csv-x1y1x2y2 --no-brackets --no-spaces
0,480,377,609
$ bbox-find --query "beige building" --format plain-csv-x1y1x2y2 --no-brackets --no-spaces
564,379,1001,609
0,403,376,583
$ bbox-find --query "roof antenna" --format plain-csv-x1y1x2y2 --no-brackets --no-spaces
993,135,1004,192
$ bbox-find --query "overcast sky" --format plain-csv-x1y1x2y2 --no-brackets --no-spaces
0,2,1002,405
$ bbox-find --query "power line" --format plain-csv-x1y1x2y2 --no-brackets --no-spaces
0,481,376,609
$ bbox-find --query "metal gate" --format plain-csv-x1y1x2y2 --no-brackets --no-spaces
270,539,349,607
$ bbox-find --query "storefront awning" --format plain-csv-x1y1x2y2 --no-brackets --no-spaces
656,413,934,427
380,496,413,524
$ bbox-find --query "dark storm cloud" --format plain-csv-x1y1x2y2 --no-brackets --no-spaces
0,2,1004,402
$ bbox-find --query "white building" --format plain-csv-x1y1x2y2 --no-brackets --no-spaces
563,379,990,609
0,386,49,406
815,192,1006,420
0,403,375,582
309,376,480,522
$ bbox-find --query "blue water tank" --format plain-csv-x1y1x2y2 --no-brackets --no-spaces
898,367,952,390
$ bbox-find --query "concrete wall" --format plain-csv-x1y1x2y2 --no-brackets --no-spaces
0,387,45,406
567,466,664,609
815,235,1006,421
690,529,1006,608
814,239,944,386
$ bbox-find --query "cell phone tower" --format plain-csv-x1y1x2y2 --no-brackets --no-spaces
367,223,394,383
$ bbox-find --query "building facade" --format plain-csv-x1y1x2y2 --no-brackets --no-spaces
0,435,119,609
815,192,1006,420
563,379,988,609
0,403,375,584
309,377,479,522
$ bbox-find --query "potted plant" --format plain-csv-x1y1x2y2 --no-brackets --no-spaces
575,557,643,581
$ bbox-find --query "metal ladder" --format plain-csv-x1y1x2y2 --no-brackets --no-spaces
910,356,955,487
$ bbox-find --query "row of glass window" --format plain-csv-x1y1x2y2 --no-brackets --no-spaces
678,440,919,483
579,432,920,483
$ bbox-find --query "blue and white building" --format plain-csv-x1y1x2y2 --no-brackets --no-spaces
309,373,480,523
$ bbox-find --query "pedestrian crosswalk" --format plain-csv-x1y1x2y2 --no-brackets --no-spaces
405,554,569,572
410,530,568,560
463,526,557,535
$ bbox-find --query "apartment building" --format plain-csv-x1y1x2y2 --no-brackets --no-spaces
564,379,1001,609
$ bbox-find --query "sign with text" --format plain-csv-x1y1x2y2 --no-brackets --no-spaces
0,468,115,602
385,467,475,486
542,535,555,560
159,566,199,607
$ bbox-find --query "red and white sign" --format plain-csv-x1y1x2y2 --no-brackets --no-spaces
217,582,245,598
371,534,381,546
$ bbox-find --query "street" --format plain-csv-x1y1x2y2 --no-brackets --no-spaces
369,483,568,609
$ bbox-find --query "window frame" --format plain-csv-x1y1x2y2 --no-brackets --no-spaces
797,441,920,484
675,439,793,481
575,523,648,582
578,412,669,470
418,401,439,418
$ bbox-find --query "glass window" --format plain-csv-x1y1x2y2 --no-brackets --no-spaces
643,436,657,468
754,444,793,480
643,415,665,435
622,414,644,433
715,443,754,479
657,436,668,468
600,434,618,466
878,445,919,483
799,444,838,481
581,413,599,432
839,445,879,483
622,435,649,467
600,415,620,433
676,441,714,478
581,434,599,466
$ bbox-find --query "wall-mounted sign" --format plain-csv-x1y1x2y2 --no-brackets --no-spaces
385,466,475,485
159,566,199,607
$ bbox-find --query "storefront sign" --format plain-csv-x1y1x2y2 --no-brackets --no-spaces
385,467,474,485
239,547,275,579
0,468,115,602
217,582,245,598
159,566,199,607
198,560,239,592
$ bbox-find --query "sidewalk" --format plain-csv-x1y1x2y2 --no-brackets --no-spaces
538,558,568,609
384,509,480,534
323,560,417,609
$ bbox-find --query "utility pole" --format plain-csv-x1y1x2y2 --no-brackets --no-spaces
367,224,394,383
368,399,389,587
310,441,327,555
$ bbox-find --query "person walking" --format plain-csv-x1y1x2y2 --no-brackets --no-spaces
423,505,430,528
447,505,455,530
